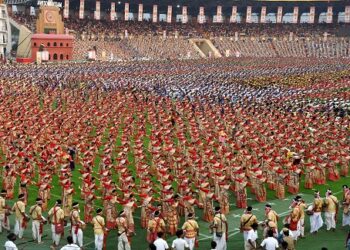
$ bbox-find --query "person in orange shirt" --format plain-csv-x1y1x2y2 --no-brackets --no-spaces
70,202,84,247
92,208,105,250
210,207,228,250
289,196,301,241
147,210,166,243
29,198,46,244
265,204,279,234
0,190,10,233
343,185,350,227
310,191,323,234
116,210,131,250
182,213,199,250
299,199,306,238
240,206,258,242
324,189,338,231
48,199,65,248
12,194,27,239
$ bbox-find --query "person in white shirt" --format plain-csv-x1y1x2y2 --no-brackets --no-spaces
60,236,81,250
4,233,18,250
260,229,279,250
245,223,259,250
171,230,189,250
153,232,169,250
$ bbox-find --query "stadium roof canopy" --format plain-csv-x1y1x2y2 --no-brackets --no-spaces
27,0,350,15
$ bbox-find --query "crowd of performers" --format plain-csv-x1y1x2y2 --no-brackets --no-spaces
0,58,349,250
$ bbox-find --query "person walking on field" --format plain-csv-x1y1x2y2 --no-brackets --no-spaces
324,189,338,231
48,199,65,249
181,213,199,250
210,207,228,250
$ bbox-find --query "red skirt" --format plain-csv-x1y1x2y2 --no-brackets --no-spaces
290,220,298,231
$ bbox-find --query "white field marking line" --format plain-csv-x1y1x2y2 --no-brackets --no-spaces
82,240,95,248
198,233,212,240
200,190,343,241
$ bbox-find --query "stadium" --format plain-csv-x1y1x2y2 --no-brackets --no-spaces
0,0,349,249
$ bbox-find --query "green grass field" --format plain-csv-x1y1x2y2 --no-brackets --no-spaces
0,98,349,250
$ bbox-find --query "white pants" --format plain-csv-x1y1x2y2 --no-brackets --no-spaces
213,232,227,250
118,233,130,250
325,212,336,230
14,219,24,239
0,214,10,232
51,224,62,246
95,233,104,250
300,218,305,237
343,213,350,227
184,237,195,250
310,212,323,233
243,231,249,241
71,226,83,247
32,220,42,243
291,221,301,241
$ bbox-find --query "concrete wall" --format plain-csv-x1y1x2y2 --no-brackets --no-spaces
0,4,12,58
16,24,31,58
190,38,222,58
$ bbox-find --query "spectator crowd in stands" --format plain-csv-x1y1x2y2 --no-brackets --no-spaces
7,11,350,61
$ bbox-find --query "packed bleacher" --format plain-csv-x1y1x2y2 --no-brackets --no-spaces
9,12,36,31
213,37,350,58
7,10,350,60
65,19,350,38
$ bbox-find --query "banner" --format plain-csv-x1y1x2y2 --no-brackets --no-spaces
153,5,158,23
138,4,143,22
345,6,350,23
246,6,252,23
41,51,49,61
277,6,283,23
326,6,333,23
63,0,69,19
12,5,18,13
88,50,96,60
260,6,266,23
216,5,223,23
30,6,35,16
198,6,205,24
230,6,237,23
94,1,100,20
79,0,84,19
182,6,188,24
309,6,315,24
124,3,129,21
167,6,172,23
111,2,116,21
293,6,298,24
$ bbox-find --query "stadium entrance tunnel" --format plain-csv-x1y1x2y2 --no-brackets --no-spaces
189,38,222,59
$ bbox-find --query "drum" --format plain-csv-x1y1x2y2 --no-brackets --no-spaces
306,210,314,216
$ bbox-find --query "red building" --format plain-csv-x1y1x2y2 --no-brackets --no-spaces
31,34,73,62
